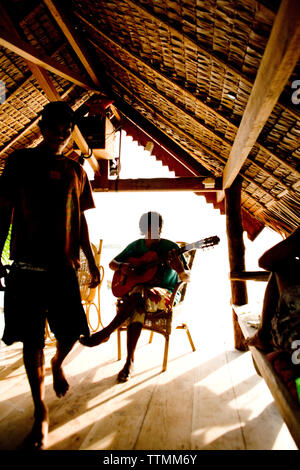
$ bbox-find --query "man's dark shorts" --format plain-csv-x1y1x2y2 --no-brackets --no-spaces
2,264,89,348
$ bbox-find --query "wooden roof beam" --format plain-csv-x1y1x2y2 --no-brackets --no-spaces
0,4,100,174
0,29,96,91
222,0,300,191
43,0,120,121
91,39,233,150
43,0,101,87
92,177,222,192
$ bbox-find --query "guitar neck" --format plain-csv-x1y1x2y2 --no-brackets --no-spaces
177,242,197,255
134,236,219,272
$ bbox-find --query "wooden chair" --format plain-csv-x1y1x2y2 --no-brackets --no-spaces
78,239,105,332
117,244,197,372
45,240,105,343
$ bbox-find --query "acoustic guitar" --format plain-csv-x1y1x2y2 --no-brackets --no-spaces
111,235,220,297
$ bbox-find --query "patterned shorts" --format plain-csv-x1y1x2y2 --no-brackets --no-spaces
123,285,174,325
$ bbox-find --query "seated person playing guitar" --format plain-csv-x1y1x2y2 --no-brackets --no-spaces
80,211,190,382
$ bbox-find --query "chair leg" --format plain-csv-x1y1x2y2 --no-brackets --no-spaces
117,328,122,360
183,324,196,351
162,335,170,372
176,324,196,352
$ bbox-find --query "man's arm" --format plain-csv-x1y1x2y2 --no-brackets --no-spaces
80,213,100,288
0,152,17,289
167,249,191,282
0,203,13,290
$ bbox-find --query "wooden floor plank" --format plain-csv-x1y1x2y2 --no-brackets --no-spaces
191,340,246,450
0,249,298,450
135,346,197,450
225,348,298,450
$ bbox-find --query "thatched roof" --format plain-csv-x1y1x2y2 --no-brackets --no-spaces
0,0,299,238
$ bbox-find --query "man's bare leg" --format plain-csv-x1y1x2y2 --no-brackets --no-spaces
117,322,142,382
80,294,142,347
23,345,48,450
51,340,75,398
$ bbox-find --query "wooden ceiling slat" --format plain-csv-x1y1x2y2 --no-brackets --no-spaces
222,0,300,190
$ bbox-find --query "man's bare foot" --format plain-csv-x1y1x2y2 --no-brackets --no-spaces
23,406,49,450
79,330,110,347
51,357,69,398
117,361,134,382
247,331,271,352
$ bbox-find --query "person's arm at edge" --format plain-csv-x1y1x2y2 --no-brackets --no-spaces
80,213,100,288
168,248,191,282
109,258,134,275
259,226,300,271
0,203,13,290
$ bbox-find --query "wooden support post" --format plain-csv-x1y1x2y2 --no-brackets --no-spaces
225,177,248,351
94,159,109,190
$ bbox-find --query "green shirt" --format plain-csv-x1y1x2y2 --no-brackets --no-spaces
114,238,187,292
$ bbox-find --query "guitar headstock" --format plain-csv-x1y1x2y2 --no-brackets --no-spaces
195,236,220,249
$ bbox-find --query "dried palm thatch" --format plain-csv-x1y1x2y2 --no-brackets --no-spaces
0,0,299,237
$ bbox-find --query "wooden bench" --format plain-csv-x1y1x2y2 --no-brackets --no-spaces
237,313,300,449
229,271,300,448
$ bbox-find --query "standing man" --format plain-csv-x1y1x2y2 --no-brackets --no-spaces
0,101,100,449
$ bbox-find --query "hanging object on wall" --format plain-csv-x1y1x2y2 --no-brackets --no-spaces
77,114,106,149
75,100,116,159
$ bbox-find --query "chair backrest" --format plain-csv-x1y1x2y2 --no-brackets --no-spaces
176,241,196,303
78,240,104,302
